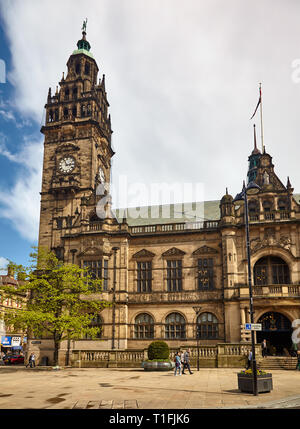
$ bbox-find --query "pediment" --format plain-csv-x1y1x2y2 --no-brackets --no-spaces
132,249,155,259
162,247,185,257
192,245,218,255
77,246,103,257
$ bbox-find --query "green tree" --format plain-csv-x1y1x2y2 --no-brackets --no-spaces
2,247,111,366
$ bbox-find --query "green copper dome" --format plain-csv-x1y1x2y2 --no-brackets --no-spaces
72,20,94,58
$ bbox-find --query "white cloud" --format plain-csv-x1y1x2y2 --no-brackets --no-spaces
0,137,43,241
0,0,299,244
0,256,9,273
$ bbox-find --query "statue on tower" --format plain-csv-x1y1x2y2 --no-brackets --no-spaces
82,18,88,33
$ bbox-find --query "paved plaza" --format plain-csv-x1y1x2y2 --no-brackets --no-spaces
0,366,300,409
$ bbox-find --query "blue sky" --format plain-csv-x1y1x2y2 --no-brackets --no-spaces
1,0,300,272
0,17,41,272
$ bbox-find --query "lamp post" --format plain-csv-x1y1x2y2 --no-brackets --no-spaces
193,306,201,371
111,247,119,350
233,180,260,396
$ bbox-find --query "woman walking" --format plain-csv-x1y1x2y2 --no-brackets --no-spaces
174,352,182,376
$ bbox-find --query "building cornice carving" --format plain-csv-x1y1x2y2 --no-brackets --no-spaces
132,249,155,259
192,245,219,256
162,247,186,258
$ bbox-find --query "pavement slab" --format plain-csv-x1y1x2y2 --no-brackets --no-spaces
0,366,300,409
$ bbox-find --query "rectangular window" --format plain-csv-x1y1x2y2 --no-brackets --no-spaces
84,260,102,280
83,260,109,290
198,258,214,290
137,261,152,292
103,259,109,291
166,260,182,292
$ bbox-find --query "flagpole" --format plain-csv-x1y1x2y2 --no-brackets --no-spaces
259,83,264,153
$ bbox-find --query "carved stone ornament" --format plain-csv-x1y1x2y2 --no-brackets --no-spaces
77,246,103,257
132,249,155,259
55,142,80,154
192,245,218,255
162,247,186,257
250,235,292,253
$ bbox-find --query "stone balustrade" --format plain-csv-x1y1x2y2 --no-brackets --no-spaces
71,343,259,368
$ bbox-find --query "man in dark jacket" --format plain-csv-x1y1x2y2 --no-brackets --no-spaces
182,348,193,374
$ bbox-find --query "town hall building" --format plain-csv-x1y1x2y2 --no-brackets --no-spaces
36,27,300,365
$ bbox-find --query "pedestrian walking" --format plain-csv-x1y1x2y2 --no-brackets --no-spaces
30,352,36,368
182,348,193,374
261,339,267,358
26,352,36,368
180,350,185,371
296,351,300,371
246,350,253,370
174,352,182,376
26,353,32,368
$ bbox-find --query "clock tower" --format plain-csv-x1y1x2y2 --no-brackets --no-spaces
38,26,114,260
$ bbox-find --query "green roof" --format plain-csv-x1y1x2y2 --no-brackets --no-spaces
114,200,220,226
113,193,300,227
72,48,94,59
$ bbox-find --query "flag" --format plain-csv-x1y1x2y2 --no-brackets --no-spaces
250,86,261,120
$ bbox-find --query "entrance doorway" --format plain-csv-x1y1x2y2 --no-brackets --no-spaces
256,312,292,356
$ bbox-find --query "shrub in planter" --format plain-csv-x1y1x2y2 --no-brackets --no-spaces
142,341,173,371
148,341,170,360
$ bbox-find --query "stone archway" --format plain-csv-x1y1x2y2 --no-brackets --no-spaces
256,311,292,356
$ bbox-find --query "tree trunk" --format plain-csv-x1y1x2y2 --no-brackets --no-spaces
53,333,60,366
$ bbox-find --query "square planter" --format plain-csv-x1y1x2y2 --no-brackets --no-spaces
238,373,273,393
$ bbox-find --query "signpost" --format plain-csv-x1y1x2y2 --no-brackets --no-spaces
245,323,262,331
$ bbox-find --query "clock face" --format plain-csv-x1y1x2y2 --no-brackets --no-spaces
58,156,75,173
99,167,105,183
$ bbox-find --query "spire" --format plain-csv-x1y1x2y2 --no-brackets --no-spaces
76,18,91,52
101,74,106,90
287,176,292,189
252,124,260,155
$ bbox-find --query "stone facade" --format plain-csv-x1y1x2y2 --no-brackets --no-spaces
36,29,300,365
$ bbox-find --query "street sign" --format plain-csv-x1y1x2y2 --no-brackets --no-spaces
1,336,11,346
245,323,262,331
11,337,21,347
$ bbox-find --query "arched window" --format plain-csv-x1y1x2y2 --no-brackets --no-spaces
278,198,288,211
197,312,218,339
63,108,69,119
75,62,81,75
134,313,154,339
72,87,78,99
64,88,69,100
254,256,290,285
165,313,186,339
81,105,86,117
85,62,90,75
48,110,53,122
83,314,103,339
72,106,77,117
248,199,259,220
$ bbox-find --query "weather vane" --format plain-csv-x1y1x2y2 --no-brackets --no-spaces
82,18,88,33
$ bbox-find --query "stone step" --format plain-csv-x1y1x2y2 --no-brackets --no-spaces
258,357,298,370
